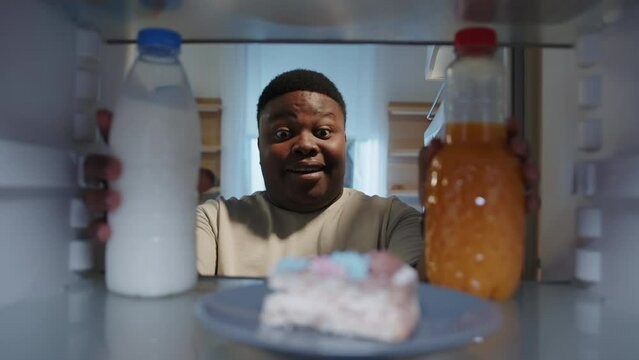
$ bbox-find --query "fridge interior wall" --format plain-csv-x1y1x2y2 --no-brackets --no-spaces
2,0,639,315
539,3,639,315
0,0,89,308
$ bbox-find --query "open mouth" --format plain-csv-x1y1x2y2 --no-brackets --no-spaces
286,163,325,176
287,165,324,174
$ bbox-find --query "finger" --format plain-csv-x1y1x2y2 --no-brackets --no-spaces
83,189,121,212
96,109,113,143
84,154,122,183
522,163,540,188
525,192,541,213
509,137,529,161
88,220,111,243
418,138,443,204
506,117,518,139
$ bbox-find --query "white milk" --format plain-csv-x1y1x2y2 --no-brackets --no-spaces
107,94,200,297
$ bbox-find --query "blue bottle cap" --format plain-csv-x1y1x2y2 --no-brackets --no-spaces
137,28,181,51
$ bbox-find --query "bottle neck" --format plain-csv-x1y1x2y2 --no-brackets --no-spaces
456,46,496,57
445,123,507,144
138,46,179,64
444,49,507,126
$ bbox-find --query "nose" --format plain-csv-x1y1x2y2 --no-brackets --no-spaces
292,131,319,156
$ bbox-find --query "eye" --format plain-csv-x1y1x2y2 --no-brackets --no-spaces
315,128,331,139
274,128,291,141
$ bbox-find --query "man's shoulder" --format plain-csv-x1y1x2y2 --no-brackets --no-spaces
342,188,404,205
341,188,419,215
222,191,268,205
198,191,269,215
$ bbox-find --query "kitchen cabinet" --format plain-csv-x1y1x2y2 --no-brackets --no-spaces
387,102,436,210
197,97,222,191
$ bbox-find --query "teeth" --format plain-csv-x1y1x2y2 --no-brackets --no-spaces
291,167,321,173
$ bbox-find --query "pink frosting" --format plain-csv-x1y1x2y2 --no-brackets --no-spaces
368,252,404,278
310,256,346,276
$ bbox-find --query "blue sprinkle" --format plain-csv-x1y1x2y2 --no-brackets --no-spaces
330,251,371,280
275,256,310,273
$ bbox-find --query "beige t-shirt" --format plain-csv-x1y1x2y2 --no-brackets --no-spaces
196,188,423,276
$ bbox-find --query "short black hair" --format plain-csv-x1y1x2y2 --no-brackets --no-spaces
256,69,346,126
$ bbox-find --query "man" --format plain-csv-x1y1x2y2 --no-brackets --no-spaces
196,70,423,275
83,69,538,277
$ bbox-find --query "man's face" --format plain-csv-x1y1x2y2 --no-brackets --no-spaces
258,91,346,212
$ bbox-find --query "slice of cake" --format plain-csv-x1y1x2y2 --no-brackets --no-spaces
259,251,421,343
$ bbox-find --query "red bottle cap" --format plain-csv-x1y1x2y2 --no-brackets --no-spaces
454,27,497,55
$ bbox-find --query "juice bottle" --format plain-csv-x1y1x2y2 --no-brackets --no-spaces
424,27,524,300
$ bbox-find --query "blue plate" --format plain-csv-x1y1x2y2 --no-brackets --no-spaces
196,283,501,358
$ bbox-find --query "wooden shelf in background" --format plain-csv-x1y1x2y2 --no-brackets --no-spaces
387,100,432,207
388,101,438,116
197,97,223,188
202,145,221,154
196,98,222,112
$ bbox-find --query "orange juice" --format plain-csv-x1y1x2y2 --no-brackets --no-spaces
424,122,524,300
